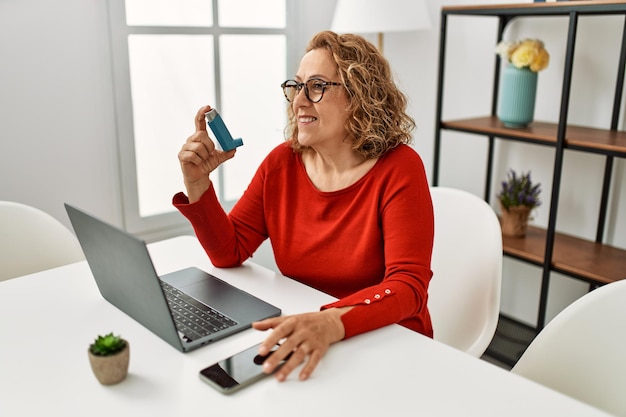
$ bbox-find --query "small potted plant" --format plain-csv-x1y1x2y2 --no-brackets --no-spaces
495,38,550,127
497,169,541,238
88,332,130,385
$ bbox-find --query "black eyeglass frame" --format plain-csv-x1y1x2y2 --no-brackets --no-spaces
280,78,343,103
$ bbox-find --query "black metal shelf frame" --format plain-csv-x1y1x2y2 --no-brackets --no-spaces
433,2,626,331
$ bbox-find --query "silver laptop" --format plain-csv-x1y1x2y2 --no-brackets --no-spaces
65,203,281,353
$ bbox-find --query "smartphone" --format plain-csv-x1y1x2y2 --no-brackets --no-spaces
199,343,284,394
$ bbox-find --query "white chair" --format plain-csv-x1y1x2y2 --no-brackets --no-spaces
427,187,503,357
511,280,626,417
0,201,84,281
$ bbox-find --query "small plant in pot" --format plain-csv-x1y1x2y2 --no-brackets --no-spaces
88,333,129,385
497,169,541,238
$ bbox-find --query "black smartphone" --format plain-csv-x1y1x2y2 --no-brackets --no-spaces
199,343,284,394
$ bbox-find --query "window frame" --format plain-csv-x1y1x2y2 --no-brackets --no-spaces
106,0,297,239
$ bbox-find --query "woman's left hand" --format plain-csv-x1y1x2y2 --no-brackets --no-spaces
252,307,351,381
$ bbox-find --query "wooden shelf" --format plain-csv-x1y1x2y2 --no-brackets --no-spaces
435,0,626,329
441,116,626,157
502,224,626,285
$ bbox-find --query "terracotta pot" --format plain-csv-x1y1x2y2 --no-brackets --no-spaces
500,203,531,238
88,342,130,385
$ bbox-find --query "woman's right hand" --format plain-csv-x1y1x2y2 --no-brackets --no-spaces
178,105,237,202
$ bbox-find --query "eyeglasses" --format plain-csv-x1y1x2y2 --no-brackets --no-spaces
280,78,343,103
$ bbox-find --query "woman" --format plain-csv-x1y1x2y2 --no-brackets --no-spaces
175,31,434,382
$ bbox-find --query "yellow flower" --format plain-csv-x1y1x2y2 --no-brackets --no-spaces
510,43,536,68
496,38,549,72
530,48,550,72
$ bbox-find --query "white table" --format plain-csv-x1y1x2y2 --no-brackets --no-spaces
0,236,611,416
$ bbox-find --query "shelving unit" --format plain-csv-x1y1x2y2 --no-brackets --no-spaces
433,1,626,341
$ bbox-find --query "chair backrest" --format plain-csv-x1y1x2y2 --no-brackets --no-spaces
0,201,85,281
427,187,502,357
511,279,626,417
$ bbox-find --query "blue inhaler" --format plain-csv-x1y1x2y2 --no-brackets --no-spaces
204,109,244,151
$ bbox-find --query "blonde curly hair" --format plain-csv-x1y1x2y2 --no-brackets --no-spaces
286,31,415,159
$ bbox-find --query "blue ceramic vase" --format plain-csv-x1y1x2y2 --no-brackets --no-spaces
497,65,538,128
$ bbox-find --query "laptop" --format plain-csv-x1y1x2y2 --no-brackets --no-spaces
65,203,281,353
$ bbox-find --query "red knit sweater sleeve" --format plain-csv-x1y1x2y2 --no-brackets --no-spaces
172,181,267,267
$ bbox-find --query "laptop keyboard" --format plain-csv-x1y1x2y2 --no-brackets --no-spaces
160,281,238,342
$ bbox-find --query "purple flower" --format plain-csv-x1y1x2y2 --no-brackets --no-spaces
497,169,541,210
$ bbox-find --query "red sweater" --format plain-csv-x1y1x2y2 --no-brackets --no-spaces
173,143,434,339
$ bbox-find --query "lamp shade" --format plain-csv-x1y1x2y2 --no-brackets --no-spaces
331,0,431,34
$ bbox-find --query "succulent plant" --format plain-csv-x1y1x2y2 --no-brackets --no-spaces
89,333,127,356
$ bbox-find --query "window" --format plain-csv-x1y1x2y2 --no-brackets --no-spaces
107,0,295,237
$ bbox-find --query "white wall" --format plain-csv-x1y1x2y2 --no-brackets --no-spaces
1,0,623,326
1,0,122,229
